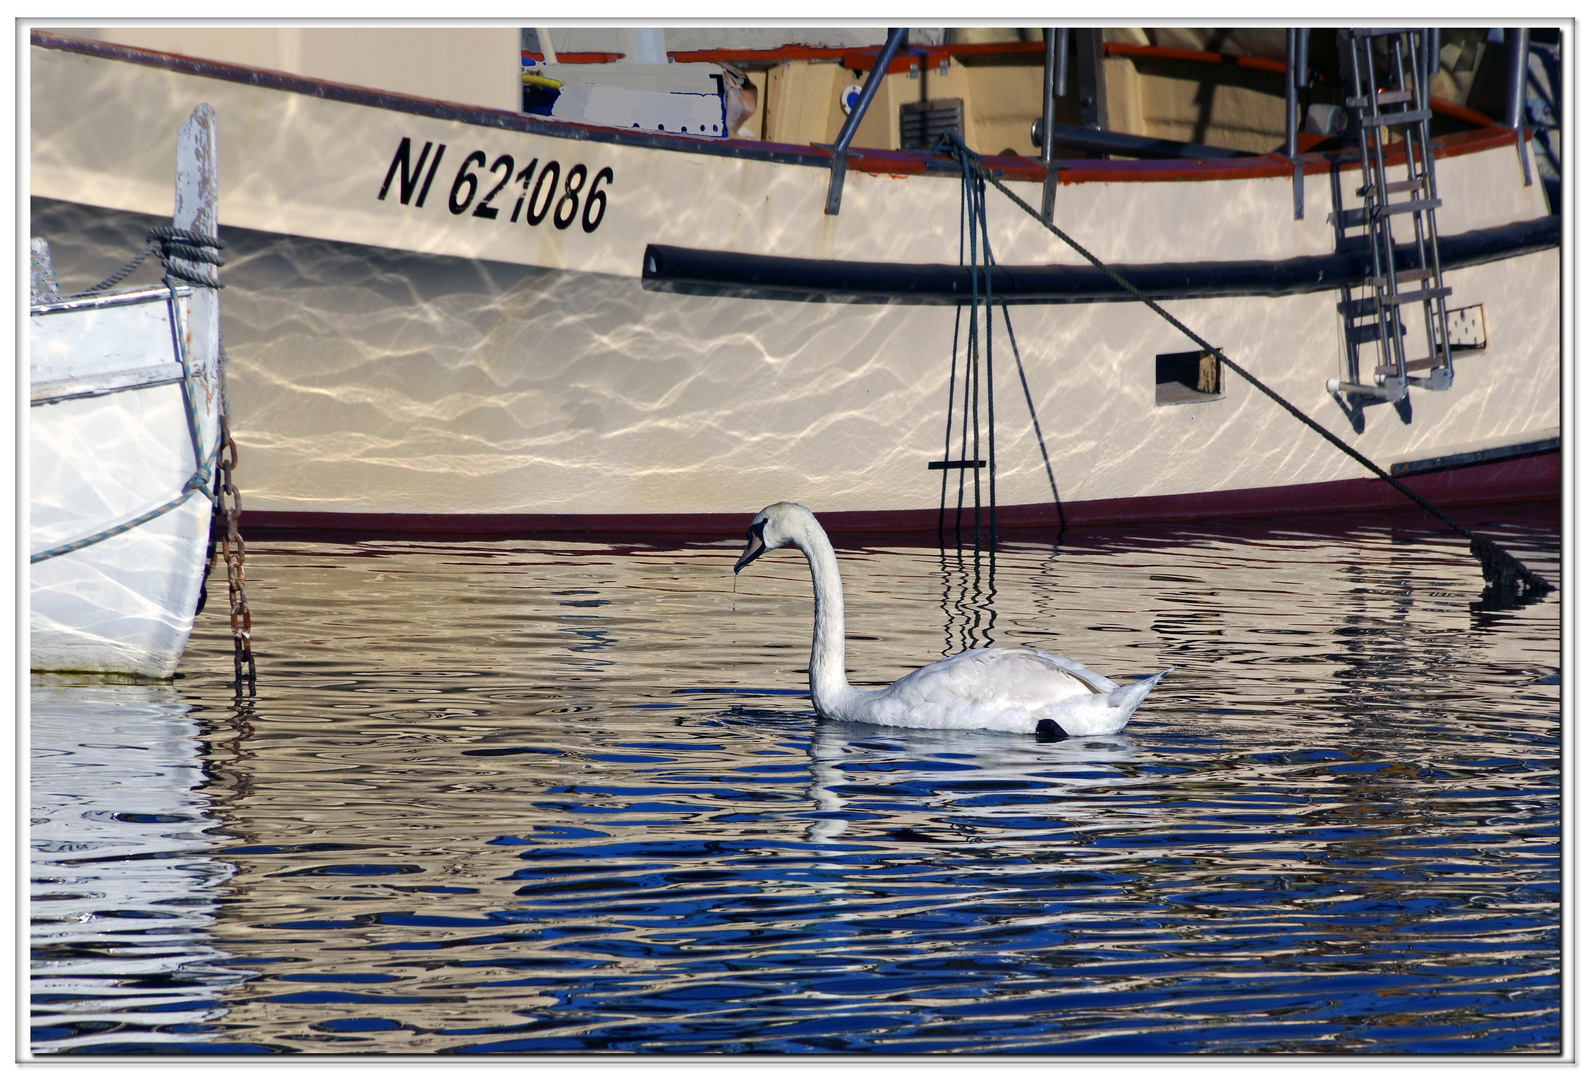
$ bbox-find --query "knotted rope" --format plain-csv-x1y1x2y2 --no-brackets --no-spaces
66,225,226,297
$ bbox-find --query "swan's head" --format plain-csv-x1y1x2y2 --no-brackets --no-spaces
734,501,813,573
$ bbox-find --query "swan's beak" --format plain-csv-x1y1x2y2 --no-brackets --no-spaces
734,520,767,573
734,532,765,573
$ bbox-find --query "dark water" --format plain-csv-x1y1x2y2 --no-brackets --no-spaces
29,504,1562,1055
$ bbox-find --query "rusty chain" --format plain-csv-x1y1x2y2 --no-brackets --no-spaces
215,411,256,692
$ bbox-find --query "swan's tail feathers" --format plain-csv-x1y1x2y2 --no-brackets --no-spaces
1106,666,1174,710
1042,666,1173,738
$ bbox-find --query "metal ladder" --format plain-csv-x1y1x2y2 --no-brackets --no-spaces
1330,28,1453,401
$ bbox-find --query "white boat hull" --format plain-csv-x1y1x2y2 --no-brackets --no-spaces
30,288,223,677
30,99,224,676
28,34,1560,535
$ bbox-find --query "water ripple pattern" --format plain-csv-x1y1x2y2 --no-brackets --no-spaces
29,506,1560,1054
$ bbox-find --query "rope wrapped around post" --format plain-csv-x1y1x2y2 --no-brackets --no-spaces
65,226,226,298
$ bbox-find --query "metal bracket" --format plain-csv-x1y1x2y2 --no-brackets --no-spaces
1327,378,1407,402
824,27,908,215
1040,28,1068,222
1077,28,1108,138
1507,28,1534,186
1286,27,1309,219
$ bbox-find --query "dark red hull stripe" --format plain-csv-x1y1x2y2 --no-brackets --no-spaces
240,450,1559,542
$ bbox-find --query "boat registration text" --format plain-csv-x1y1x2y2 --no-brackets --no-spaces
378,136,613,234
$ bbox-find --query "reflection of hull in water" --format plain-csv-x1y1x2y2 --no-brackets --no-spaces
30,679,242,1053
29,32,1559,534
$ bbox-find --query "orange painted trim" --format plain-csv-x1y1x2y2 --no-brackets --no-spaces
1431,97,1499,128
523,40,1048,70
673,40,1044,70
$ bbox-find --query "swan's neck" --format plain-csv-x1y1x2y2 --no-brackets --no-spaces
792,520,854,714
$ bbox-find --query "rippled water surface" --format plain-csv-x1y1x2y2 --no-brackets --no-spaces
30,505,1562,1055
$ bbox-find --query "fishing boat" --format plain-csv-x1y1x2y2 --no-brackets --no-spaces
27,27,1561,539
29,104,227,677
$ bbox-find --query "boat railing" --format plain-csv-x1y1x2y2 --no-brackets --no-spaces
30,281,193,317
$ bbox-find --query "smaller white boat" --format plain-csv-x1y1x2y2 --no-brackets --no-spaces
30,104,227,678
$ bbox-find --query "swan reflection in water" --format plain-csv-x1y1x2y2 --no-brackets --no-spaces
803,720,1142,845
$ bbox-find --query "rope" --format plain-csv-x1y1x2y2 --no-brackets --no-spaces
67,243,158,297
960,151,986,547
937,198,965,538
949,149,999,550
36,227,254,688
937,132,1552,601
30,461,215,564
958,153,1001,647
937,137,1064,537
64,226,226,298
975,160,998,545
150,225,227,290
999,302,1066,531
33,316,219,565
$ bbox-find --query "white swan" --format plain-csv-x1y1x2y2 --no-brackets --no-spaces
734,501,1172,739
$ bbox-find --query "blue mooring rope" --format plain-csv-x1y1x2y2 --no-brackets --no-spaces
935,131,1552,603
946,137,998,547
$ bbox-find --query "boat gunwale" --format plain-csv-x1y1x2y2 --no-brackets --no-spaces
30,29,1523,187
29,282,191,317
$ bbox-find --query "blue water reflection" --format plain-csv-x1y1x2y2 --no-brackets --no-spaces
30,506,1560,1053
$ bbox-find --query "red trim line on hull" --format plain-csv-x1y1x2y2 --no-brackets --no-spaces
240,451,1558,542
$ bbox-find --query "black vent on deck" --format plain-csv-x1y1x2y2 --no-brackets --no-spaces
900,98,964,151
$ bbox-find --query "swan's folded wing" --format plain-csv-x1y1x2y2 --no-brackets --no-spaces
1014,644,1116,695
889,647,1112,707
980,646,1120,695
